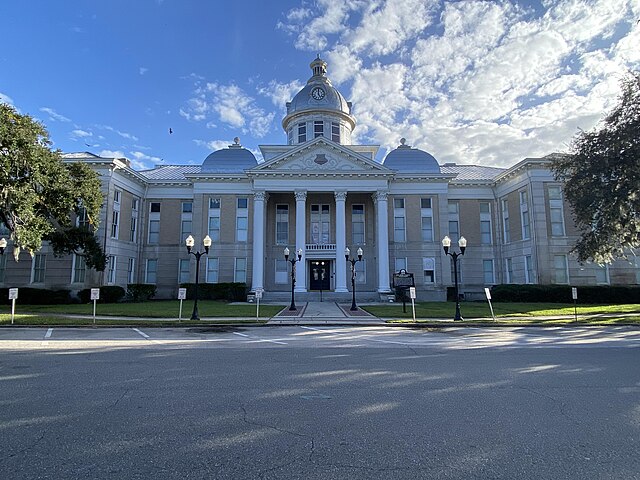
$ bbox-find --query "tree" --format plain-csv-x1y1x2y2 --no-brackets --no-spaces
0,103,106,271
553,72,640,264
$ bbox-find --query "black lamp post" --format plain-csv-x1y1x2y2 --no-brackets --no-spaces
345,247,363,311
185,235,212,320
284,247,302,311
0,238,6,255
442,235,467,321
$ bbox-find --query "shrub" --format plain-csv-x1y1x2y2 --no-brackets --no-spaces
490,284,640,304
125,284,157,302
78,286,126,303
179,282,248,302
0,287,71,305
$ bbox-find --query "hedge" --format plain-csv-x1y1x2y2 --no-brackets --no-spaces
125,284,157,302
0,287,72,305
179,282,248,302
490,284,640,304
78,286,126,304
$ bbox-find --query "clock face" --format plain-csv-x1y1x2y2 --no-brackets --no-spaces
311,87,325,100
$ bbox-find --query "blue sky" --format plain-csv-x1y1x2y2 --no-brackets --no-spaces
1,0,638,170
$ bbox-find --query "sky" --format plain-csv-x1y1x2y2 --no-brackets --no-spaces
1,0,639,170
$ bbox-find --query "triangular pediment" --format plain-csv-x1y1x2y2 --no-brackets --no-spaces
250,137,392,175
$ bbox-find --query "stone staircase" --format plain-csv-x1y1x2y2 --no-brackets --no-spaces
257,290,385,303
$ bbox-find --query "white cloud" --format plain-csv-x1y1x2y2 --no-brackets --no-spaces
129,151,163,169
0,92,14,106
139,67,148,75
96,124,139,141
281,0,640,167
40,107,71,122
70,129,93,138
182,82,275,138
193,139,231,151
98,149,126,158
257,79,305,111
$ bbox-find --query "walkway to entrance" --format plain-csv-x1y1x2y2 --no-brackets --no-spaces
269,302,384,325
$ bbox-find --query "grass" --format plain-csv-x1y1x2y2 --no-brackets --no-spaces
363,302,640,324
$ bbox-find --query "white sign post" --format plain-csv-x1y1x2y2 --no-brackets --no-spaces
90,288,100,325
409,287,416,322
571,287,578,322
8,288,18,325
178,288,187,321
255,288,263,320
485,287,496,322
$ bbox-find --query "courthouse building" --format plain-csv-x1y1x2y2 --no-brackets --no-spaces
2,57,639,300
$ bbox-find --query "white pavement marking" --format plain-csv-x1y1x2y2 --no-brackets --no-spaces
234,331,287,345
233,332,249,337
41,328,53,346
132,328,150,339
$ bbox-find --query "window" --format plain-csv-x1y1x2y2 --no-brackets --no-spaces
111,210,119,238
331,122,340,142
107,256,117,284
553,255,569,284
502,199,510,243
352,204,365,244
595,264,609,284
275,259,288,284
450,258,462,284
297,123,306,143
72,254,86,283
520,191,530,240
525,255,535,284
548,186,565,236
287,128,293,145
423,257,435,283
234,258,247,283
150,202,161,213
32,254,46,283
179,259,190,284
0,254,6,282
206,257,219,283
114,189,121,204
448,201,459,243
181,201,193,240
148,220,160,244
393,198,405,242
355,259,366,284
130,216,138,242
182,202,193,213
314,120,323,138
181,220,192,239
505,258,513,284
395,257,407,273
483,260,495,284
311,204,330,244
132,198,139,211
276,204,289,245
146,259,158,284
127,258,135,284
480,202,492,245
209,198,221,242
421,198,433,242
77,207,91,230
236,198,248,242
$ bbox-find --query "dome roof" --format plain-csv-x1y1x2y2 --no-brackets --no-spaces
201,138,257,172
383,139,440,173
283,56,354,128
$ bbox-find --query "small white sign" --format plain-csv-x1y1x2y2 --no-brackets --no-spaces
90,288,100,300
255,289,263,299
8,288,18,300
484,287,492,300
409,287,416,299
571,287,578,300
178,288,187,300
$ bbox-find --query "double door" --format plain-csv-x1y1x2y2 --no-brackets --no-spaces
309,260,331,291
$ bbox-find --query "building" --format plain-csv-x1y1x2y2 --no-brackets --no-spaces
2,57,639,300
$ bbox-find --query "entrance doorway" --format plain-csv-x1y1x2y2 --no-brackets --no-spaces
310,260,331,291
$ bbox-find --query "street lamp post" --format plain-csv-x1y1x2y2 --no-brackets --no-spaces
284,247,302,311
345,247,363,311
442,235,467,321
185,235,212,320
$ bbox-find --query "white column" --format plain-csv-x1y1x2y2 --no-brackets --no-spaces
334,191,348,292
251,191,267,292
294,190,307,292
373,191,391,292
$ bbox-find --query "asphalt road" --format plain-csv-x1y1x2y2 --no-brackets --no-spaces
1,326,639,479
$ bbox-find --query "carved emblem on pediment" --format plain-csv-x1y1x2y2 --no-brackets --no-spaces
278,149,369,171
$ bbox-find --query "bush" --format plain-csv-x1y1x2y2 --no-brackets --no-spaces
490,284,640,304
0,287,71,305
77,286,126,304
125,284,157,302
179,282,248,302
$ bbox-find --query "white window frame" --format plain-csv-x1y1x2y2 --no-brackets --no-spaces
297,123,306,143
480,202,492,245
72,254,86,284
448,200,459,243
520,190,530,240
331,122,340,142
310,204,330,244
525,255,535,284
355,259,366,284
352,204,365,245
178,259,190,284
483,259,495,284
421,198,433,242
594,264,610,285
395,257,407,273
505,258,513,284
553,255,569,284
314,120,323,138
548,186,566,237
181,201,193,241
208,198,221,242
31,254,46,283
423,257,435,284
393,198,406,243
148,202,160,244
206,257,219,283
275,259,288,284
234,258,247,283
276,204,289,245
127,258,135,284
502,199,510,243
107,256,117,284
145,259,158,284
236,198,248,242
0,254,7,282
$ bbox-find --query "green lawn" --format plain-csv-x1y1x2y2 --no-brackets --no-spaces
363,302,640,323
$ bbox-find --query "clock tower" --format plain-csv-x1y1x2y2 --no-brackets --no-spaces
282,56,356,145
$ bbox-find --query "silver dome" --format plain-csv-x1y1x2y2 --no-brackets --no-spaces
201,138,257,173
383,138,440,174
